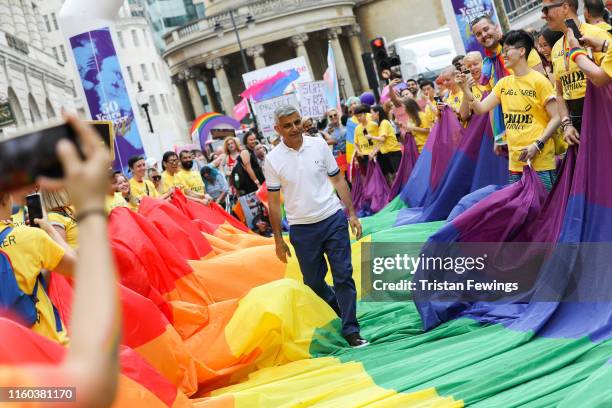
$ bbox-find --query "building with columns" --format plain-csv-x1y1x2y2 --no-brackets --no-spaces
162,0,426,121
0,0,76,137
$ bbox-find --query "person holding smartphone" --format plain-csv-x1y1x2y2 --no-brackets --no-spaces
458,30,561,191
0,113,121,407
565,31,611,86
353,105,385,174
541,0,610,145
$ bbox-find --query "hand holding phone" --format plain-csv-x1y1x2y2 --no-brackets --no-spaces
565,19,583,45
0,122,84,192
25,193,43,228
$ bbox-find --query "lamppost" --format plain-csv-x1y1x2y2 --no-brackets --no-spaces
213,9,255,74
136,81,154,133
213,9,257,125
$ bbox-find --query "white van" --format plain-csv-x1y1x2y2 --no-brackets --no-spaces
389,27,458,82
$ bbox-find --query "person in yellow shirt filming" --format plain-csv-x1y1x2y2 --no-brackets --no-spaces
354,104,385,175
459,30,561,191
542,0,610,145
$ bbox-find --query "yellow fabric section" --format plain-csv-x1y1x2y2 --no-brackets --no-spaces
492,70,556,172
129,178,159,200
551,23,610,100
176,169,206,195
47,210,78,249
0,224,68,345
224,279,336,374
378,119,401,154
198,357,461,408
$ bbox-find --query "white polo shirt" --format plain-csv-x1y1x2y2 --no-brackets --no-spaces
264,136,343,225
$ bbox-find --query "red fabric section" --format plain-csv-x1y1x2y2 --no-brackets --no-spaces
171,190,248,232
139,198,213,260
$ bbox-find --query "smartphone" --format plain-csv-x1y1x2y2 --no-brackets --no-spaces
434,96,444,104
25,193,43,228
565,19,582,42
0,122,82,191
394,82,408,92
463,69,471,75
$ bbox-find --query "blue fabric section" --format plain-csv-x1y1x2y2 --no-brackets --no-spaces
395,114,507,226
446,185,505,222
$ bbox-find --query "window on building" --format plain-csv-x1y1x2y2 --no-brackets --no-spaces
140,64,149,81
59,45,67,63
131,29,140,47
43,15,51,32
142,29,149,46
160,93,168,113
152,63,159,80
126,66,134,83
117,31,125,48
149,95,159,115
52,46,58,62
51,13,59,30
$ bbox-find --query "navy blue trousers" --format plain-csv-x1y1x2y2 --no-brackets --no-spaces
289,210,359,336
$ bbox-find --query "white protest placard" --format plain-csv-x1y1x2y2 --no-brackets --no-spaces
253,93,299,140
297,81,328,119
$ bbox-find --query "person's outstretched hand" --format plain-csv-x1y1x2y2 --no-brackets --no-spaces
38,113,111,212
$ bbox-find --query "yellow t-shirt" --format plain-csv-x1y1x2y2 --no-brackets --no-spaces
0,223,69,345
105,192,128,214
354,120,379,156
129,178,159,202
11,206,27,227
378,119,401,154
493,70,557,172
47,209,78,249
411,111,432,153
175,169,205,195
161,171,184,194
594,21,612,32
471,82,491,102
444,89,464,113
551,23,610,100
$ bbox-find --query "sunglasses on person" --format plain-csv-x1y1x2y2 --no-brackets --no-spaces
541,2,565,15
151,175,161,182
328,114,338,118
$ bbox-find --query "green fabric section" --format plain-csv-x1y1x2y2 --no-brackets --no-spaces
310,302,612,407
371,221,445,242
360,195,408,237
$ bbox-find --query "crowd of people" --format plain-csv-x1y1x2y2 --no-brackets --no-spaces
0,0,611,404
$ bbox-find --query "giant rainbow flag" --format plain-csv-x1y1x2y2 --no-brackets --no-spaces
1,84,611,407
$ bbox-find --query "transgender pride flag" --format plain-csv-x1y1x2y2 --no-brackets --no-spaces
323,41,342,113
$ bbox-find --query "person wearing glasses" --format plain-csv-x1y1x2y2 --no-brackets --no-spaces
541,0,610,146
458,30,561,191
147,167,163,194
326,108,347,160
471,14,546,150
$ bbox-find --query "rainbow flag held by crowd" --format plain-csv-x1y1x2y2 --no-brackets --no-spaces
1,83,611,407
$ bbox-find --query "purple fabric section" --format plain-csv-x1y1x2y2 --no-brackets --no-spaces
362,160,390,214
350,160,364,213
389,133,419,199
429,109,463,191
393,112,507,226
